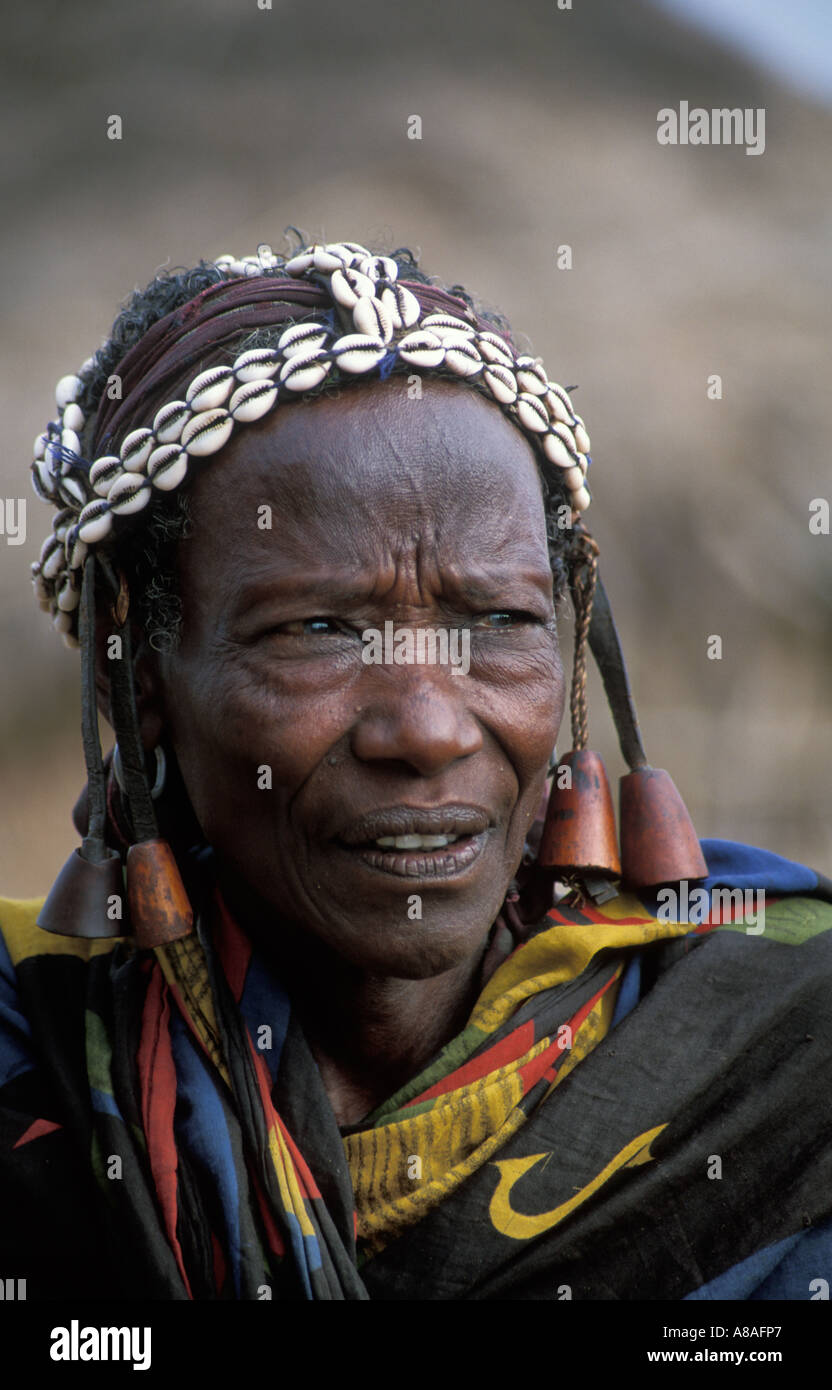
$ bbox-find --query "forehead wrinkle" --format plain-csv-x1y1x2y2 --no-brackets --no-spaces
182,377,555,614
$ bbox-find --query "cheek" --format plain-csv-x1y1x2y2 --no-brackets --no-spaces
160,652,345,836
499,641,565,779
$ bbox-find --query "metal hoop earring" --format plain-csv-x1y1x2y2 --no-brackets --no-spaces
112,743,167,801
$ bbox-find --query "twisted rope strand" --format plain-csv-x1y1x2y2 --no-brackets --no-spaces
569,531,600,751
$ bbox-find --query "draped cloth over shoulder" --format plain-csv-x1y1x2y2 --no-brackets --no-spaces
2,840,832,1300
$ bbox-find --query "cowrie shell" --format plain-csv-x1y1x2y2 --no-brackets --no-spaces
573,418,590,454
181,408,233,456
229,379,278,422
515,358,549,395
120,427,155,472
147,444,188,491
62,403,85,432
41,536,65,580
572,485,590,512
560,465,584,492
421,314,475,337
53,610,74,635
279,351,329,392
475,331,514,367
516,393,549,433
330,267,375,309
284,250,316,275
380,284,421,330
32,574,50,603
357,255,399,284
186,366,235,411
107,472,152,515
39,531,59,562
546,384,576,425
65,529,87,570
397,329,444,369
427,326,476,349
153,400,191,443
352,296,393,343
33,432,49,460
313,243,353,274
542,431,575,470
61,428,82,458
444,340,483,377
56,576,81,612
233,348,282,382
331,333,386,374
58,475,87,508
550,421,578,454
31,461,53,501
77,499,113,544
483,362,518,404
55,374,82,409
277,323,330,358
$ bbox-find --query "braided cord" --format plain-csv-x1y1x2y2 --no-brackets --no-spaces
98,558,158,843
569,530,600,751
79,554,108,853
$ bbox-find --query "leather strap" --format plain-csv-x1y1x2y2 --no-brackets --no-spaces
587,573,648,772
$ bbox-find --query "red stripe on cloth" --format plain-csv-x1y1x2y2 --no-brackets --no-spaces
405,1019,537,1108
245,1031,323,1208
137,965,193,1298
546,903,656,927
275,1112,323,1203
12,1116,62,1148
214,889,253,1002
249,1164,287,1259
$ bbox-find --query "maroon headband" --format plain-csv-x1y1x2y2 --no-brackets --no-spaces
92,274,507,455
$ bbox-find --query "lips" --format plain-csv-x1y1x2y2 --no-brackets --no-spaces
335,805,491,880
338,805,490,848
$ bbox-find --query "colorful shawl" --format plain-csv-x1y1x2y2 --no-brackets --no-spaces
2,838,832,1300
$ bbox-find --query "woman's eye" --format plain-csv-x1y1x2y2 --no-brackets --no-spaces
473,611,538,628
277,617,345,636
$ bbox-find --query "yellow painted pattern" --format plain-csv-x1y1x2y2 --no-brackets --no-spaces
489,1124,667,1240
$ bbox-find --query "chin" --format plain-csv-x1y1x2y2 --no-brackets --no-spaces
318,900,502,979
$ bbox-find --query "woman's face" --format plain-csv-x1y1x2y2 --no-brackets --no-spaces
144,376,565,977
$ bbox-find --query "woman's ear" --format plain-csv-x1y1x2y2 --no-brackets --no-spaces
93,610,165,752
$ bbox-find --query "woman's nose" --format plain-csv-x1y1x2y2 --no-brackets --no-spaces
349,667,484,778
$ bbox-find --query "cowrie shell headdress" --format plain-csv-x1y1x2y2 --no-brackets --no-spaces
30,240,592,645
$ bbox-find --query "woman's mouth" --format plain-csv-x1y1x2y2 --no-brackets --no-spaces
335,807,491,879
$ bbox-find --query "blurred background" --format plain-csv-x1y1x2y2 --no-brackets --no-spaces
2,0,830,896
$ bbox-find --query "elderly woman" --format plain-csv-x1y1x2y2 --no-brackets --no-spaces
2,238,831,1301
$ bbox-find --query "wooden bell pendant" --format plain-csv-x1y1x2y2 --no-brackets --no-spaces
538,749,621,877
126,838,194,948
619,766,708,886
37,843,125,939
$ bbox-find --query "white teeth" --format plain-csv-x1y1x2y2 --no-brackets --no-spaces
374,834,459,850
